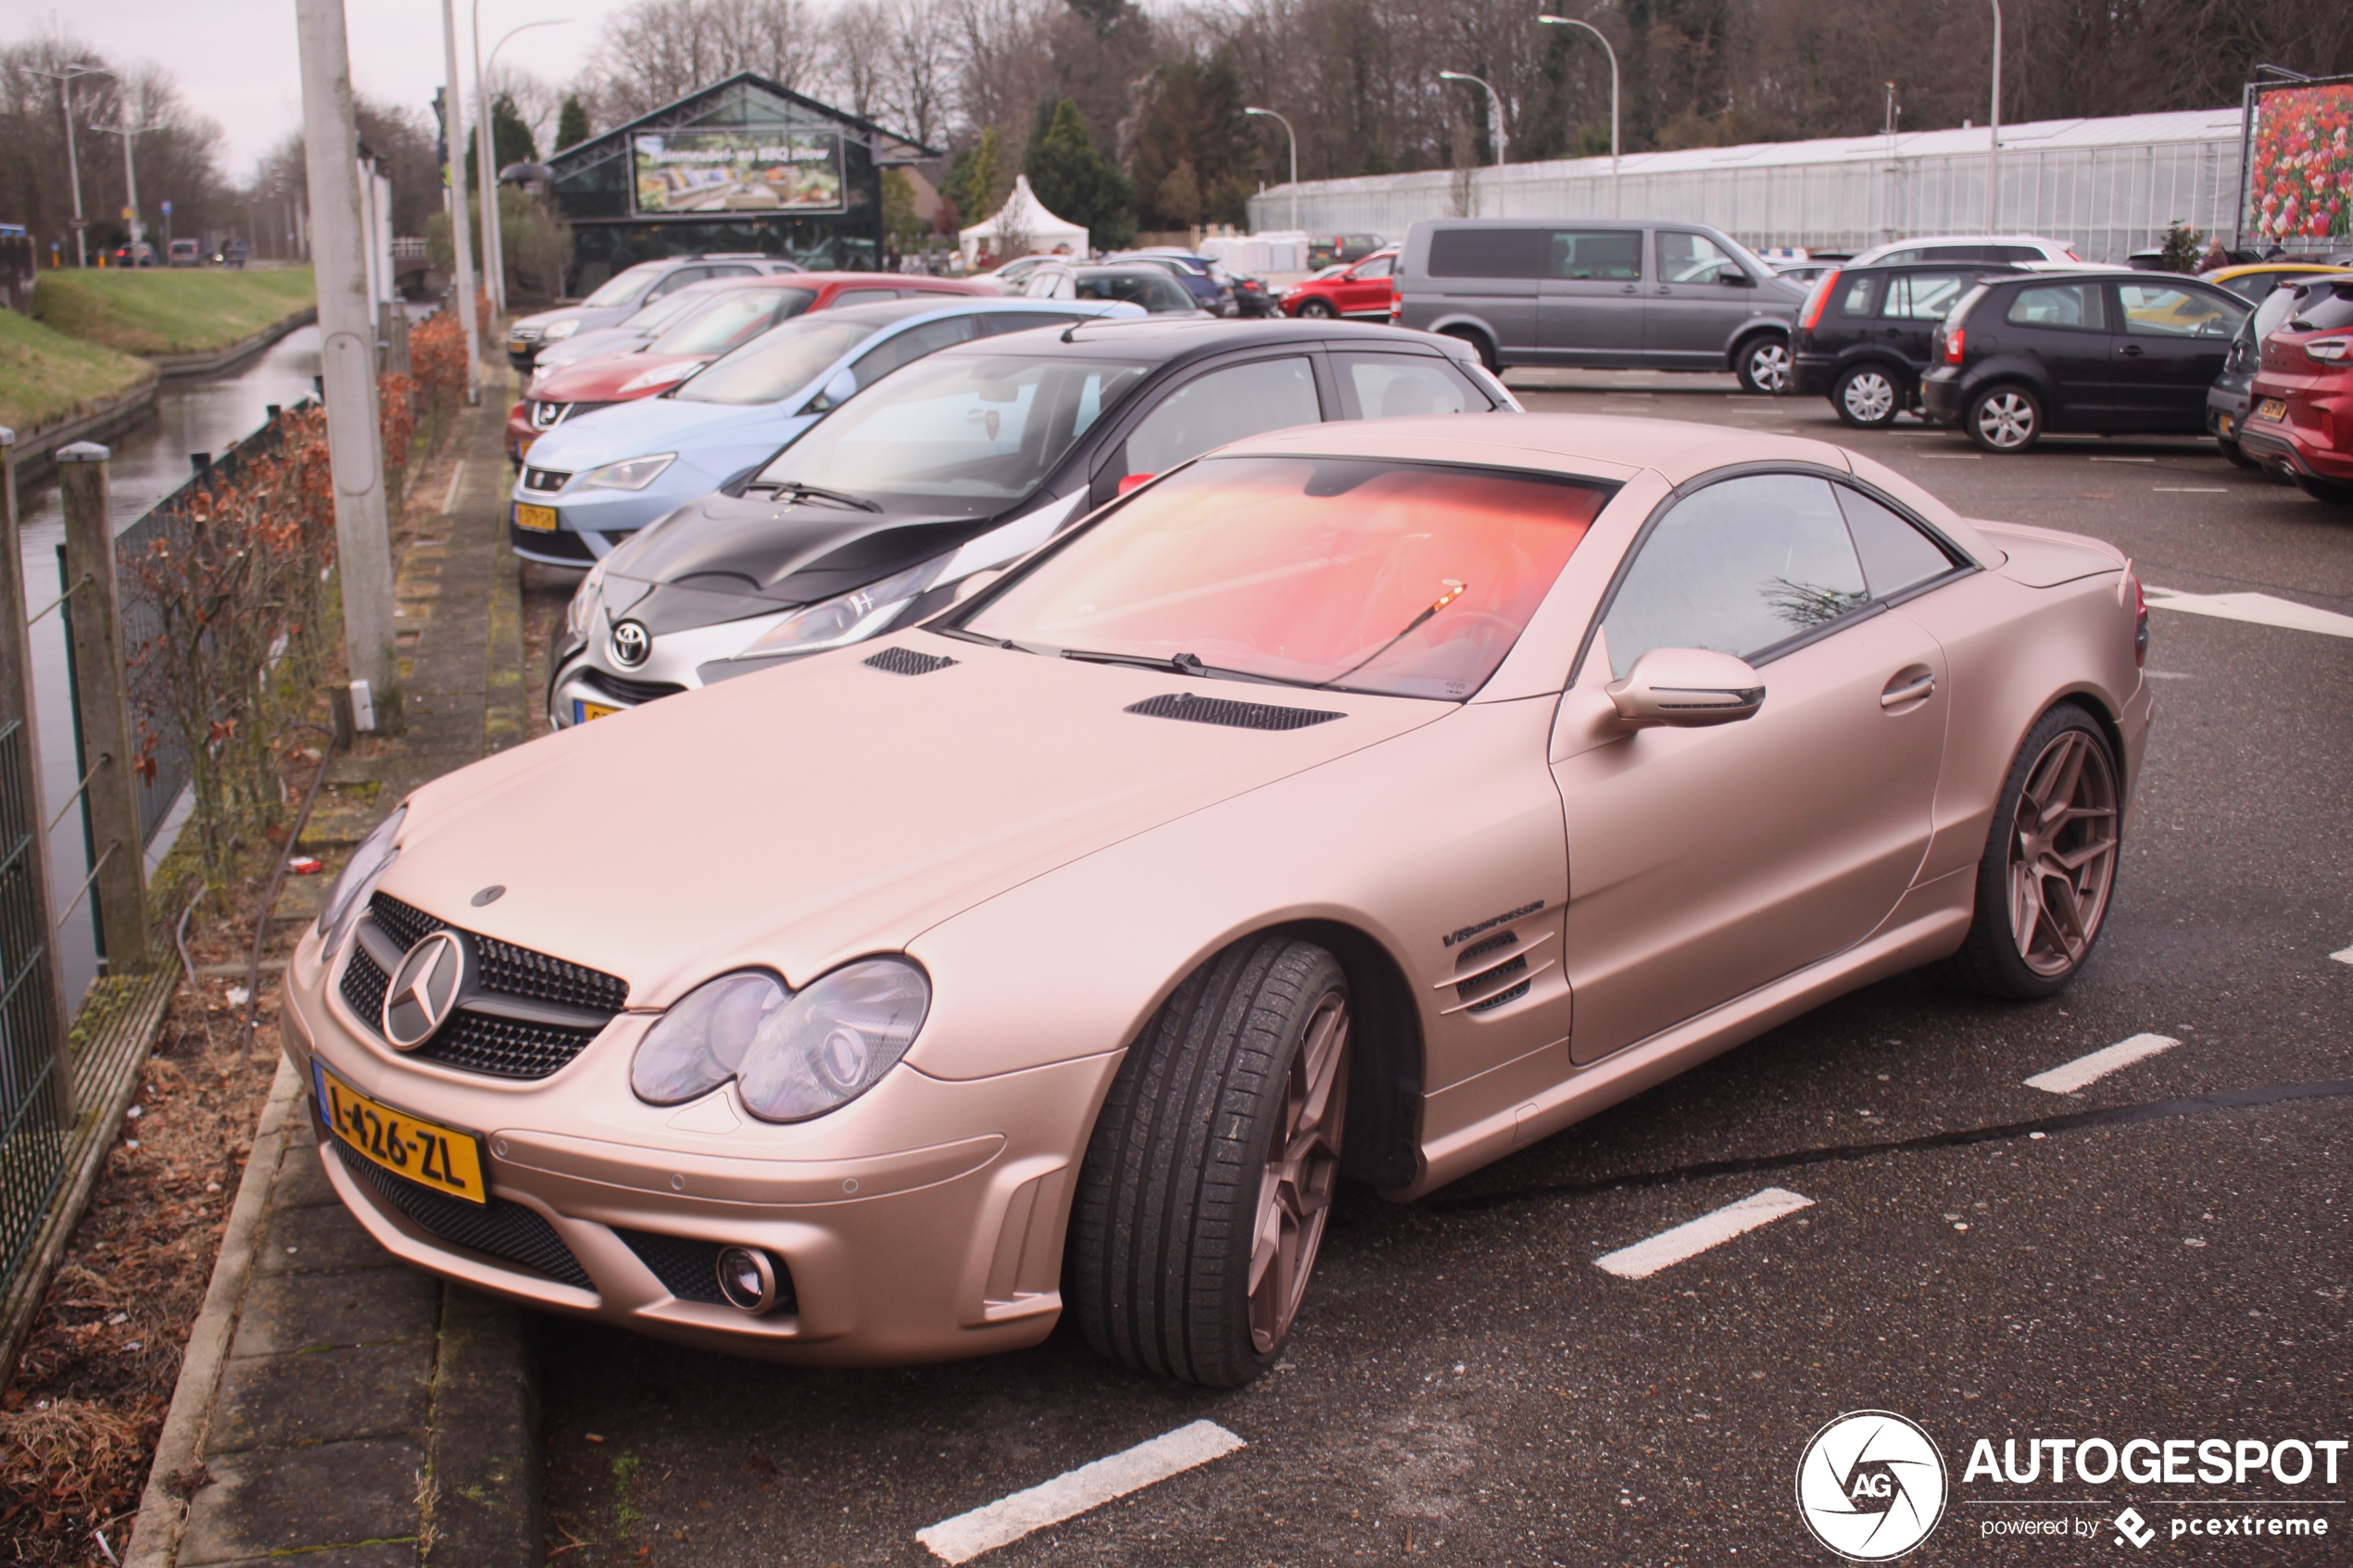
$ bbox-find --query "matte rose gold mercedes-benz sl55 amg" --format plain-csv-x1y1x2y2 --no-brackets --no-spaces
281,413,2152,1387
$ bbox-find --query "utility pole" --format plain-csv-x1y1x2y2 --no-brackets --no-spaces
1986,0,2003,232
29,63,110,268
295,0,404,734
440,0,483,404
1538,17,1619,218
89,117,164,258
1243,107,1299,233
473,16,570,316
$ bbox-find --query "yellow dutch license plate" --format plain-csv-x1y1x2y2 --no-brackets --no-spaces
2257,397,2288,422
315,1063,488,1204
509,337,531,354
573,699,620,724
514,503,558,533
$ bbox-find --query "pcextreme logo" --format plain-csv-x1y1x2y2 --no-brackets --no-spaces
1797,1411,1951,1561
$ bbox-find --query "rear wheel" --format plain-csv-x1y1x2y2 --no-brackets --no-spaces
1069,936,1351,1387
1736,333,1793,395
1833,365,1902,429
1441,325,1498,372
1967,384,2044,453
1295,297,1337,320
1935,706,2120,999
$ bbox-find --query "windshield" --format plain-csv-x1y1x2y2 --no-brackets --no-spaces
2287,281,2353,333
651,288,816,357
584,265,663,308
673,317,881,406
751,354,1148,515
963,457,1609,699
618,288,712,333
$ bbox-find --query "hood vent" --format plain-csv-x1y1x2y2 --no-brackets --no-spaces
1125,692,1345,732
862,646,959,676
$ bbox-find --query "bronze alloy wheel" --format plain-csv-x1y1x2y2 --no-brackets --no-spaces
2007,727,2120,977
1248,988,1349,1356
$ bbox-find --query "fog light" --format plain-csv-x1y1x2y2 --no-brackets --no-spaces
715,1246,781,1314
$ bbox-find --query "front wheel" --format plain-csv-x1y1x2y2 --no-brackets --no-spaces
1934,706,2120,999
1833,365,1902,428
1294,297,1337,320
1069,936,1351,1387
1736,334,1793,395
1967,384,2044,453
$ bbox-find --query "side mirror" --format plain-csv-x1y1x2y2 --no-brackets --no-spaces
1117,472,1156,496
808,367,859,413
1720,270,1757,287
1605,647,1766,728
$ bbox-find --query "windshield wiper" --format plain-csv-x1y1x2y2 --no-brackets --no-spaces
1058,648,1290,685
761,482,880,512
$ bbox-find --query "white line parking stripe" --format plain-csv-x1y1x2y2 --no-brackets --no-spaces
915,1421,1246,1564
2023,1033,2182,1095
2333,947,2353,966
1594,1187,1814,1280
2152,486,2228,493
2144,588,2353,639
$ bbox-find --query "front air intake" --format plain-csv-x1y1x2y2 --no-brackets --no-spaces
1124,692,1345,732
862,646,959,676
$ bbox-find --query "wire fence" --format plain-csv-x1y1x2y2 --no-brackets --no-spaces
0,720,67,1296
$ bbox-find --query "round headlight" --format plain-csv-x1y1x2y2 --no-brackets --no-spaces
736,959,929,1122
629,971,786,1105
318,805,405,955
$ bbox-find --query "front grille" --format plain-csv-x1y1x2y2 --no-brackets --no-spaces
333,1140,593,1290
522,467,569,494
566,401,618,420
512,526,598,563
341,943,391,1025
371,894,628,1012
370,891,444,951
579,667,686,706
614,1229,798,1311
417,1012,606,1079
863,646,958,676
1124,692,1345,732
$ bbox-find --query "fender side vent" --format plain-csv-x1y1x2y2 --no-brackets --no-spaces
1125,692,1345,732
1465,979,1531,1013
863,646,959,676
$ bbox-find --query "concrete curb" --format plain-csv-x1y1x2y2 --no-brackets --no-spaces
424,1288,542,1564
125,1054,303,1568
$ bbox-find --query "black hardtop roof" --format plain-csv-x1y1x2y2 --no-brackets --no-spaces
929,317,1464,365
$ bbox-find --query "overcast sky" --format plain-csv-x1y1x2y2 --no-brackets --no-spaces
4,0,631,176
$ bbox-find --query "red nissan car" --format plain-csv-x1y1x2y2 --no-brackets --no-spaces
1280,247,1399,320
2238,277,2353,506
507,273,989,463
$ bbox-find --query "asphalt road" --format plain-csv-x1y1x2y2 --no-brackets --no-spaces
535,377,2352,1566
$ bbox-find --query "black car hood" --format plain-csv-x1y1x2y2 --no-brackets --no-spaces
598,491,1013,632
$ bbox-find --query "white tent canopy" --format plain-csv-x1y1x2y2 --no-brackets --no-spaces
960,175,1090,267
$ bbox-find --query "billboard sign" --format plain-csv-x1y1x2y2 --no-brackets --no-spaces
632,129,845,216
2246,80,2353,244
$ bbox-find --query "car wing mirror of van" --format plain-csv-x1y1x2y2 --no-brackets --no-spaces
1605,647,1766,728
1721,270,1757,286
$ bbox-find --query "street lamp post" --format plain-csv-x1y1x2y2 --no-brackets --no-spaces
89,116,165,262
28,63,111,267
439,0,482,403
1438,71,1508,169
472,13,571,315
1986,0,2003,232
1538,16,1619,218
1243,107,1299,234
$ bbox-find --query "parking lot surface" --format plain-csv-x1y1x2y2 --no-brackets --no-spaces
535,376,2350,1565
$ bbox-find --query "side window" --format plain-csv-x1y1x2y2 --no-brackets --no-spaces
1427,227,1546,280
1922,245,1993,262
1879,248,1923,266
833,287,900,307
1122,357,1322,477
1354,255,1394,280
1995,245,2047,263
706,264,760,279
1657,232,1739,284
2116,282,2242,338
1881,271,1972,320
1600,474,1868,676
1548,230,1642,281
1835,275,1881,316
846,316,978,390
1334,353,1479,418
978,311,1085,335
2005,282,2107,331
647,266,709,299
1836,486,1957,596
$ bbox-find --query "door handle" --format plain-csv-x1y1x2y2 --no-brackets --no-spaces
1655,286,1672,295
1880,671,1936,709
1621,283,1638,294
2117,344,2144,358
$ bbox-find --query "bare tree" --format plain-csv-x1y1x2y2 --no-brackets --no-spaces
586,0,823,122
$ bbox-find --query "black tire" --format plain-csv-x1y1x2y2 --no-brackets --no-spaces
1933,705,2121,1000
1440,325,1498,372
2293,473,2353,506
2218,436,2259,470
1069,935,1351,1387
1832,364,1903,429
1295,297,1337,320
1966,383,2045,453
1735,332,1793,395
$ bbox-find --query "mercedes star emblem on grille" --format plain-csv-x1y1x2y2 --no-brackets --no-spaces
382,930,472,1050
611,620,652,669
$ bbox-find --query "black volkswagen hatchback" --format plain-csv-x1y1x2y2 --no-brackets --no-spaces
1791,260,2022,428
1919,269,2249,452
547,318,1516,725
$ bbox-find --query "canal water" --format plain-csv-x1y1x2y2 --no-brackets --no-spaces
18,325,325,1009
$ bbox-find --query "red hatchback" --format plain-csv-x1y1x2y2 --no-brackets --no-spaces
2240,277,2353,506
507,273,988,463
1281,247,1398,320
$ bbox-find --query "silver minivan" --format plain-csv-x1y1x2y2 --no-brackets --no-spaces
1395,218,1808,393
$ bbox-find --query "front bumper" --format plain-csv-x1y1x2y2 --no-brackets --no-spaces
282,921,1118,1366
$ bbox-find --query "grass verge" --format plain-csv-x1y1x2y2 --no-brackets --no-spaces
31,267,316,358
0,310,157,438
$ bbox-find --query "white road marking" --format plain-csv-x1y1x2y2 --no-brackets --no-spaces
2023,1033,2182,1095
1919,453,1982,459
2089,456,2157,462
2332,947,2353,966
915,1421,1246,1564
2152,486,2228,493
1594,1187,1814,1280
440,460,467,515
2144,588,2353,640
